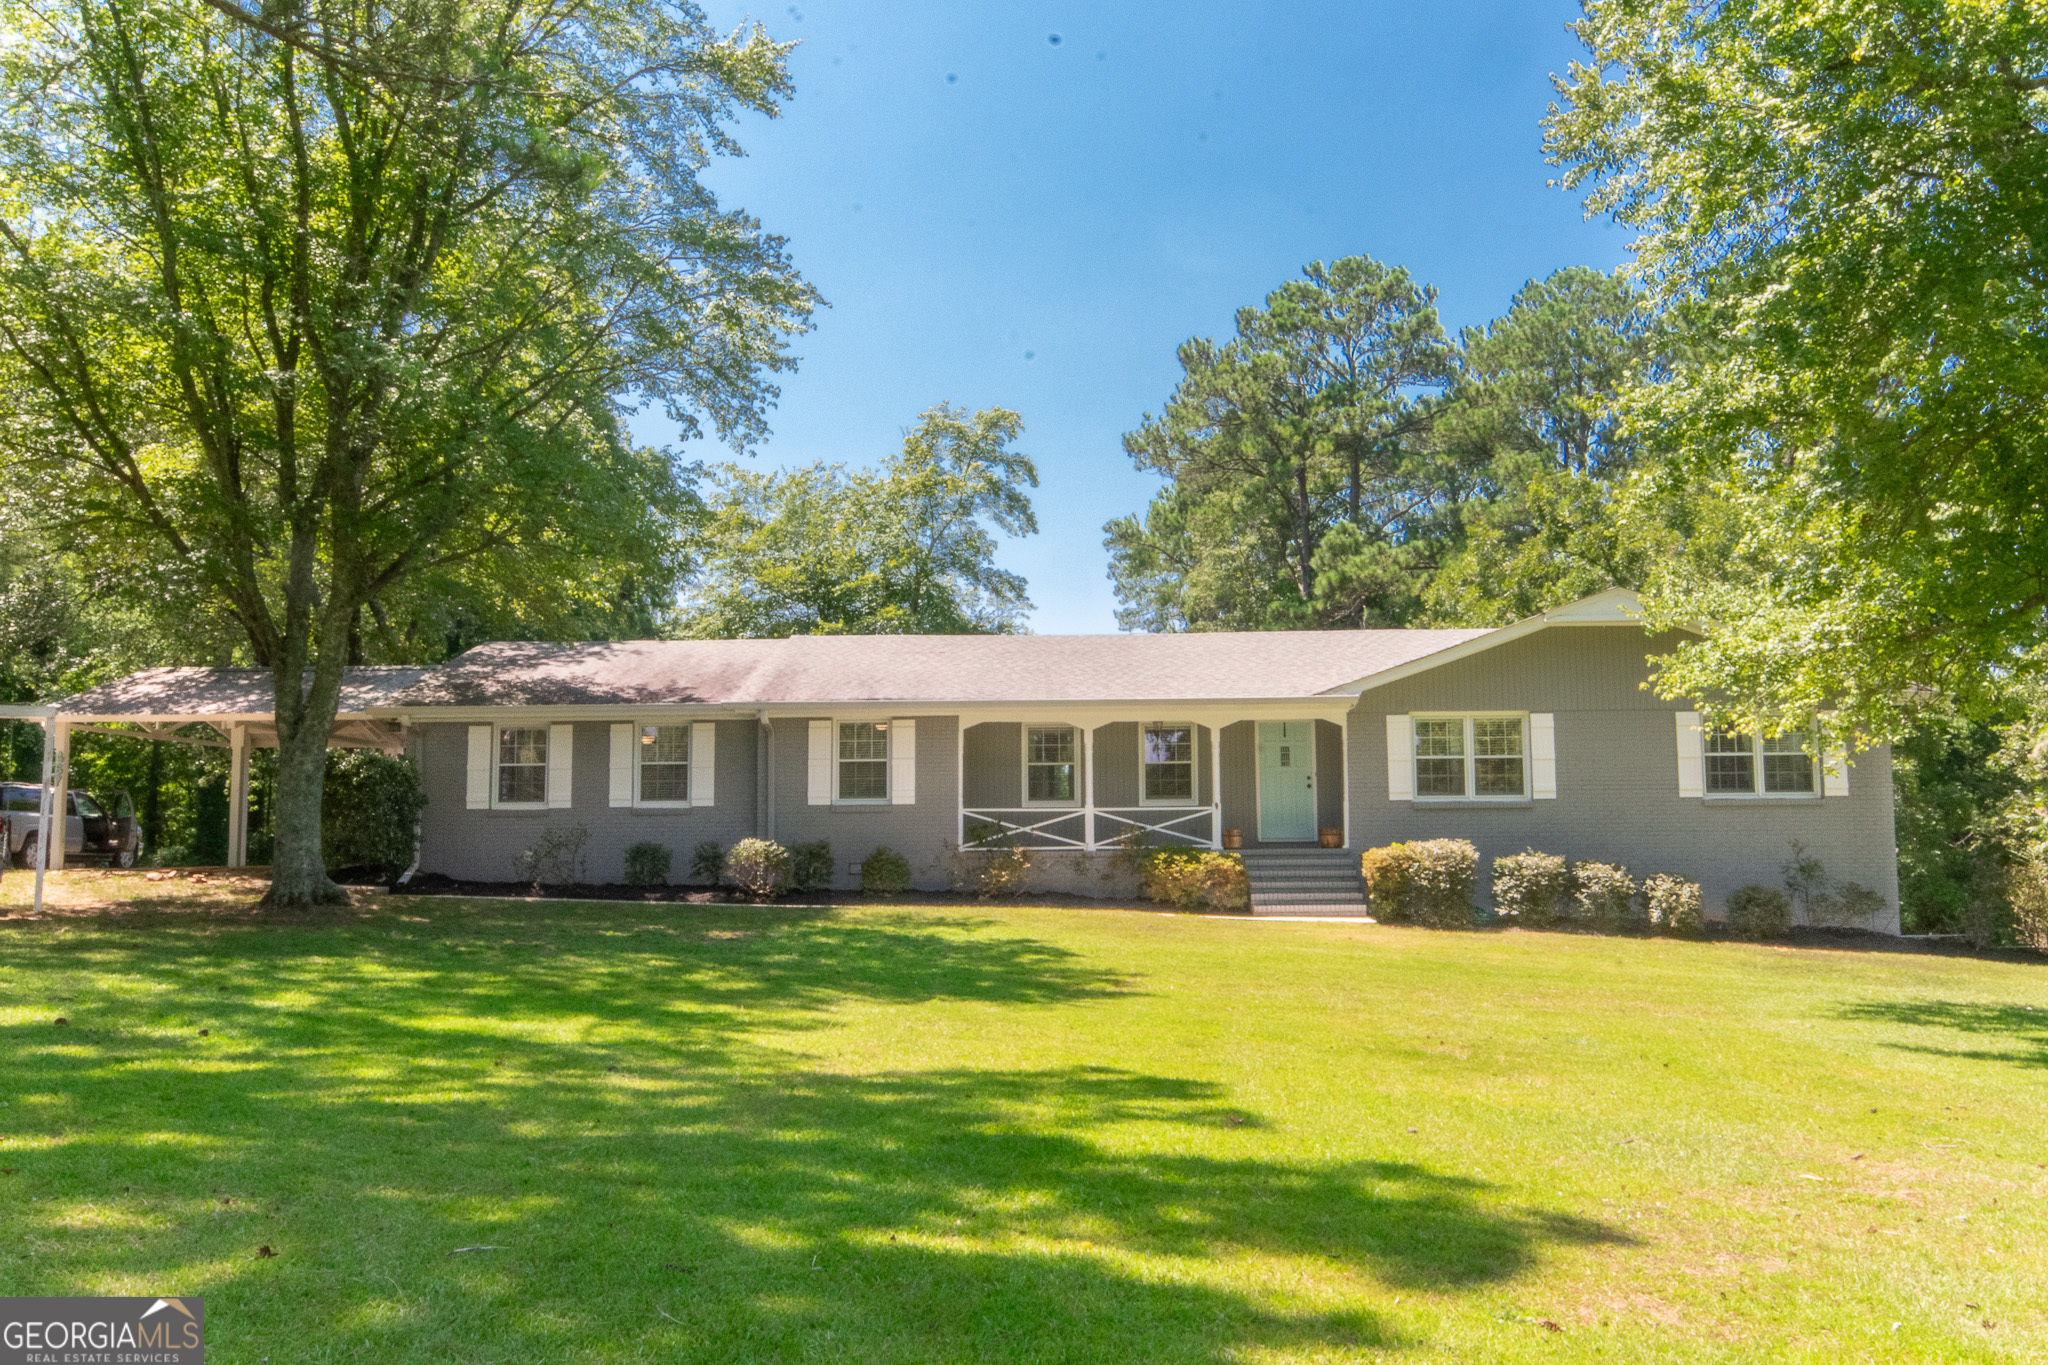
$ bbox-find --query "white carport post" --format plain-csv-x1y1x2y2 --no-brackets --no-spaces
226,721,250,869
0,704,59,914
47,718,69,871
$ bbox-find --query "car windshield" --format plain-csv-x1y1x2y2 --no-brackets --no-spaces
72,793,104,818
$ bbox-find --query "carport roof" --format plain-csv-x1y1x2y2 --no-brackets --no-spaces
57,666,429,718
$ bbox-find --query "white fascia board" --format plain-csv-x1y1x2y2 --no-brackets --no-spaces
51,711,276,725
0,705,58,719
371,704,763,724
1327,588,1665,697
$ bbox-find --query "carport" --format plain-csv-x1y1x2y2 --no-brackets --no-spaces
25,667,425,878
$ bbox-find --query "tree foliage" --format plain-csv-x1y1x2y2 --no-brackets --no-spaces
0,0,815,902
1107,257,1457,631
1548,0,2048,742
1107,259,1681,632
682,405,1038,637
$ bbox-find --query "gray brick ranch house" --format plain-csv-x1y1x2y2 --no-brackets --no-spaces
50,589,1900,928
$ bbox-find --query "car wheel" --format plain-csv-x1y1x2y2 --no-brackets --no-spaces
112,848,137,870
15,831,37,871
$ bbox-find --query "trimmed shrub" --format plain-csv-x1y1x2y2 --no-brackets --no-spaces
1137,848,1250,912
322,749,427,878
1727,884,1792,939
512,824,588,890
1574,861,1639,932
623,841,672,887
860,846,912,895
689,841,726,886
1361,839,1477,927
789,839,834,892
726,838,791,900
1644,873,1705,936
1492,850,1570,926
1360,844,1417,921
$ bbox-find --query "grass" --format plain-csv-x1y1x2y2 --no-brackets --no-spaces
1,873,2045,1362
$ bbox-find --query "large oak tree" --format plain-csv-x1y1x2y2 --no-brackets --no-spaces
0,0,815,903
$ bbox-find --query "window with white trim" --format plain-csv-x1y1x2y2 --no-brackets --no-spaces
638,724,690,803
1026,726,1077,804
838,721,889,801
1413,715,1526,799
1141,724,1194,802
498,727,548,805
1706,729,1815,795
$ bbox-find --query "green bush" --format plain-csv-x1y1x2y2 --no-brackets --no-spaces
623,841,671,887
725,838,790,900
1137,848,1249,912
1829,881,1889,928
1573,861,1639,932
860,846,912,895
1360,844,1417,920
322,749,427,878
1361,839,1477,927
1727,884,1792,939
689,841,726,886
1644,873,1705,936
789,839,833,892
1492,850,1570,926
512,824,588,890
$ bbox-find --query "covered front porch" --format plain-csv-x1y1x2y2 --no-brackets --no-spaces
955,703,1352,853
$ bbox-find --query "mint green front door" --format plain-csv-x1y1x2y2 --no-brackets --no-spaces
1256,721,1317,842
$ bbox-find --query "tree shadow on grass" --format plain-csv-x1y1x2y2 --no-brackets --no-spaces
0,901,1634,1361
1836,999,2048,1069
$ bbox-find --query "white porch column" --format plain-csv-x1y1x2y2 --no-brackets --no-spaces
227,722,250,869
1340,712,1353,850
47,719,70,870
1082,724,1097,851
1208,723,1223,849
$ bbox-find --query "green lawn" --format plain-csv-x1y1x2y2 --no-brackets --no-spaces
1,886,2045,1362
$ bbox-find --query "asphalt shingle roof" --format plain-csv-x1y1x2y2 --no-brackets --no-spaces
58,666,430,718
375,631,1494,709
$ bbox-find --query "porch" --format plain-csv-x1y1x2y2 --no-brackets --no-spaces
956,712,1349,853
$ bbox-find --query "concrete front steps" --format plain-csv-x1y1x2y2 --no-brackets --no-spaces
1239,847,1369,918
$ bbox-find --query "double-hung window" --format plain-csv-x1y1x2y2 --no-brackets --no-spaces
1413,715,1526,799
1706,729,1815,796
498,727,548,805
1141,724,1194,802
838,722,890,802
638,725,690,803
1026,726,1077,804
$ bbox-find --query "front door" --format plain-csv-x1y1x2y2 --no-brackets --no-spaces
1257,721,1317,842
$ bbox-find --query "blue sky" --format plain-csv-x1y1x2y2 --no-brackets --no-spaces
654,1,1631,633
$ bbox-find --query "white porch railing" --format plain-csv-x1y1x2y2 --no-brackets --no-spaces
961,805,1216,851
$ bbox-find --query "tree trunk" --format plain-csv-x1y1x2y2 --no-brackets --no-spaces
263,718,341,906
258,638,350,908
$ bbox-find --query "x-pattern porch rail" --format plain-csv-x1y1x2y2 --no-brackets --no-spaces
960,805,1215,851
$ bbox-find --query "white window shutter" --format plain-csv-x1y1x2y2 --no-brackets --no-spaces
1530,713,1557,799
1385,714,1414,802
1822,747,1849,797
1675,711,1704,798
466,725,491,809
547,723,574,808
609,723,633,807
807,720,832,805
692,722,717,806
891,718,917,805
